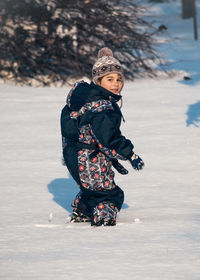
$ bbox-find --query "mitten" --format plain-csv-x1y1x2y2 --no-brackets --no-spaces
130,153,144,171
112,159,129,175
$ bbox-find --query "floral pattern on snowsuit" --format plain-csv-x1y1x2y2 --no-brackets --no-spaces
65,98,125,191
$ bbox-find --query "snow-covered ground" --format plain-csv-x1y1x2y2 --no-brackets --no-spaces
0,1,200,279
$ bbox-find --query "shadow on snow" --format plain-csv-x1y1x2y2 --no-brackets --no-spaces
47,177,79,214
186,101,200,127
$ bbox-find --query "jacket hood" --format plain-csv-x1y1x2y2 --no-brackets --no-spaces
66,81,122,111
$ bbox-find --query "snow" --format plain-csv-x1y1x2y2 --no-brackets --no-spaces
1,1,200,279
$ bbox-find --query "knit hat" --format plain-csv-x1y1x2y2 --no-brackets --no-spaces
92,47,124,85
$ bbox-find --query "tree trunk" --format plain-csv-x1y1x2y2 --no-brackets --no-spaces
182,0,196,19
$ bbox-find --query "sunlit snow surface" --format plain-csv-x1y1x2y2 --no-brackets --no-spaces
0,2,200,280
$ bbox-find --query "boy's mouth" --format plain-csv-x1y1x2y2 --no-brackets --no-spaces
111,89,119,94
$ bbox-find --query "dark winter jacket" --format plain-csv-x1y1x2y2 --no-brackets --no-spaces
60,81,134,193
61,81,134,160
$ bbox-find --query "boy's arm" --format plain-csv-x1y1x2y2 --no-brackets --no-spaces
91,109,134,160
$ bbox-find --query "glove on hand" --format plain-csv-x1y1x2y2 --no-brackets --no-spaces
130,153,144,171
112,159,129,175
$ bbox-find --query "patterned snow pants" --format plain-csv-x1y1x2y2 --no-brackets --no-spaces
63,145,124,224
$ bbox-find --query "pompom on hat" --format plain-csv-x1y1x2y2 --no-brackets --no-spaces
92,47,124,86
98,47,113,58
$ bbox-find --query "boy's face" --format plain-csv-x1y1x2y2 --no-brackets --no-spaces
97,73,123,95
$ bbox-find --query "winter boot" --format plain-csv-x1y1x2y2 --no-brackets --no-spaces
71,191,91,222
91,202,118,226
71,211,91,223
